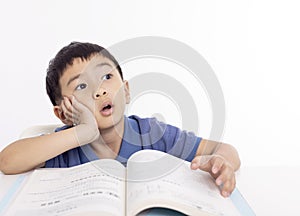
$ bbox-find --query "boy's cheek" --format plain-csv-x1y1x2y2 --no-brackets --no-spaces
73,93,94,109
79,97,93,109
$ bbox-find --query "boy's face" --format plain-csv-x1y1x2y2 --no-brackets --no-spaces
56,54,130,130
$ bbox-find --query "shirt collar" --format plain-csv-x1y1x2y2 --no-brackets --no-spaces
116,116,142,165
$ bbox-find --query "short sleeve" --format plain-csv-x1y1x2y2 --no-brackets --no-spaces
131,116,201,162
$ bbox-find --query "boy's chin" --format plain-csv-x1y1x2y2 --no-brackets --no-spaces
97,115,124,130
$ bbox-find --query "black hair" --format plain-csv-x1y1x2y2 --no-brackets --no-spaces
46,41,123,106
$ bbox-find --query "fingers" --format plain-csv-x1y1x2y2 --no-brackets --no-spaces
211,156,224,174
215,165,236,197
191,155,223,175
190,155,212,172
221,176,236,197
60,97,80,124
191,155,236,197
69,96,84,112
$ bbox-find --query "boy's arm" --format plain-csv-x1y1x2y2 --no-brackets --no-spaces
191,139,241,197
0,96,99,175
0,128,80,174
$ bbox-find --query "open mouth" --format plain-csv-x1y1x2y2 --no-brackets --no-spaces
100,102,113,116
102,104,112,111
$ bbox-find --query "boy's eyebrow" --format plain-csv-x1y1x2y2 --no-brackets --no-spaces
95,62,113,69
67,74,81,86
67,63,113,86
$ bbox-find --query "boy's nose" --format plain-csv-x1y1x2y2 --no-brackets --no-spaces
93,88,107,99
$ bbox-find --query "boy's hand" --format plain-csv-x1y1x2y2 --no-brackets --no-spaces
190,155,236,197
61,96,100,145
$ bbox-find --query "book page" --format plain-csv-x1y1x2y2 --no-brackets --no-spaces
127,150,241,216
5,159,126,216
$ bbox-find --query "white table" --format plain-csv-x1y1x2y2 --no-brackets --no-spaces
236,166,300,215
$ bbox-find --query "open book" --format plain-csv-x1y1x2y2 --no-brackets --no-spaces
4,150,254,216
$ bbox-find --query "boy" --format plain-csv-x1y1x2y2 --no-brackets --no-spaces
0,42,240,197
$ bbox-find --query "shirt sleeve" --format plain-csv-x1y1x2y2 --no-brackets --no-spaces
165,124,201,162
139,117,201,162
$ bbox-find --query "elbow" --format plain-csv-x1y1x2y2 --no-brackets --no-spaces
0,152,24,175
0,153,12,174
0,152,41,175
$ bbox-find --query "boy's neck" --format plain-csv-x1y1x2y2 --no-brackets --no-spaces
90,117,125,159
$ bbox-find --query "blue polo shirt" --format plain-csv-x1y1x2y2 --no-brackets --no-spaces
45,115,201,168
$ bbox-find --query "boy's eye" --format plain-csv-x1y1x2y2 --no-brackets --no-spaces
102,74,113,80
75,83,87,90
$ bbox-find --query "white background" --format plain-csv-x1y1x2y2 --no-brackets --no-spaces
0,0,299,167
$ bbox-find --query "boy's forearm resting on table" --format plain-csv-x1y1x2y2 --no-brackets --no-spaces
0,128,80,175
0,97,102,175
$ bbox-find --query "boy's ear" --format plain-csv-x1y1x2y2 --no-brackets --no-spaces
124,80,130,104
53,106,70,125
